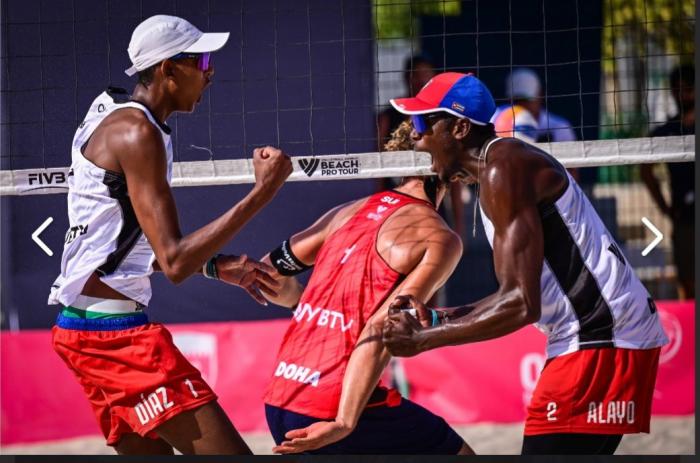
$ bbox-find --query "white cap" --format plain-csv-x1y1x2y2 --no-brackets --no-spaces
505,68,542,100
125,15,230,76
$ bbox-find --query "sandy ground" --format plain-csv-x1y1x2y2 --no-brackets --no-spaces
1,416,693,455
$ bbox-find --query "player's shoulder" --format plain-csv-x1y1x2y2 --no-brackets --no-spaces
423,217,462,255
484,139,568,207
483,138,531,179
102,109,165,160
487,138,562,177
388,201,460,246
377,198,462,272
103,108,162,146
325,196,371,234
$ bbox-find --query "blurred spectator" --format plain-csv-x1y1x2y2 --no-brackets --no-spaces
494,67,577,143
641,63,695,300
491,104,539,143
377,55,465,239
493,68,595,192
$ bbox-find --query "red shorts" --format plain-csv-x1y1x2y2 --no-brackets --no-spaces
524,347,660,436
52,320,217,445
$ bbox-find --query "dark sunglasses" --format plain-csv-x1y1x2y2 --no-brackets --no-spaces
169,52,211,71
410,112,452,135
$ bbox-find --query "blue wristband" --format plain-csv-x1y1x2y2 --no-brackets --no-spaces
203,254,222,280
430,309,439,327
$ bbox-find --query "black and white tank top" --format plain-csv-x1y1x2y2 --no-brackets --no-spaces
48,88,173,307
478,138,668,358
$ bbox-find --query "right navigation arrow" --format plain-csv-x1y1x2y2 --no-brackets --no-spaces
641,217,664,257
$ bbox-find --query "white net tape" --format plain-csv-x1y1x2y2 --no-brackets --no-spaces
0,135,693,196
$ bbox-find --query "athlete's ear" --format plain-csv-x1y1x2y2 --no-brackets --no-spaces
452,118,471,140
160,60,176,80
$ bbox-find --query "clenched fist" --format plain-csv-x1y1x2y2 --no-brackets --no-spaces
253,146,292,198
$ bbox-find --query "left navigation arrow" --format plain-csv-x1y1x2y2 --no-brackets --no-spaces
32,217,54,256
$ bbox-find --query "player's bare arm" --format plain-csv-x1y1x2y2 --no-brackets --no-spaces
260,198,368,308
383,153,553,356
111,114,292,284
273,205,465,454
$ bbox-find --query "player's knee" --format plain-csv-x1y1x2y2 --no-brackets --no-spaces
457,441,475,455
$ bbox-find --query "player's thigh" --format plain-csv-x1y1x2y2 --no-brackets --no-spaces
341,399,466,454
115,433,174,455
154,400,252,455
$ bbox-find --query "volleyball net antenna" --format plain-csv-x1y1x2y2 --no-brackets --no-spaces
0,0,695,196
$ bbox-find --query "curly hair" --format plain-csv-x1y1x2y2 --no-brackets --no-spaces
383,120,414,152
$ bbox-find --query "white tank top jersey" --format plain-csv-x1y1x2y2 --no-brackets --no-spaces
48,88,173,308
478,138,668,359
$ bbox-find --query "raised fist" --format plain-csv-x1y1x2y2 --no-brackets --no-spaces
253,146,293,197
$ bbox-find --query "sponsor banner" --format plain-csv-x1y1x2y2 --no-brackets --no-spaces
1,301,693,444
0,320,287,444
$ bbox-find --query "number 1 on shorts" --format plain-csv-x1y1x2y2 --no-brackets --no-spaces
185,378,199,398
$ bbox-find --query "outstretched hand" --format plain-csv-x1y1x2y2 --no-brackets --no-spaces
216,254,282,305
383,295,429,357
272,420,353,454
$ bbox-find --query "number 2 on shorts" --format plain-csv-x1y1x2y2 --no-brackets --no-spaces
547,401,557,421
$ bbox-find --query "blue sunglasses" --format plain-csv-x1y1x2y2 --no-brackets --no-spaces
410,112,452,135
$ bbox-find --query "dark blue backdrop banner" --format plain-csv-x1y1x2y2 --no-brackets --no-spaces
1,0,377,328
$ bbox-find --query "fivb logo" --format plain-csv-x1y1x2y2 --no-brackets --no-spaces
25,169,70,188
299,158,321,177
28,172,67,185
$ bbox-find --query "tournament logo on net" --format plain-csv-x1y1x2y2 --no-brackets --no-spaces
297,156,360,178
299,158,321,177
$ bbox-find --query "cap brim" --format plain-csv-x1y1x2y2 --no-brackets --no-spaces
390,97,443,115
125,66,139,77
390,97,487,125
183,32,230,53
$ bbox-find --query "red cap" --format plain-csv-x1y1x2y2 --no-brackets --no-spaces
390,72,496,125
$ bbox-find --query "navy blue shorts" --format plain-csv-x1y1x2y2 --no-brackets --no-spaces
265,399,464,454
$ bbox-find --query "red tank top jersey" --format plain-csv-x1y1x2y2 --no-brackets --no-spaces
264,191,433,419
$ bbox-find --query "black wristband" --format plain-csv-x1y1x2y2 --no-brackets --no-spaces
269,239,312,276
